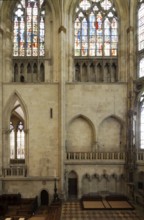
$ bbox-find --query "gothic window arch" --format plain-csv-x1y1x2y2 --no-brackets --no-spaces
74,0,118,83
13,0,45,57
74,0,118,57
13,0,45,82
8,98,27,164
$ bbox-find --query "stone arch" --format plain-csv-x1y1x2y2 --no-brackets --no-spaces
98,115,125,151
67,114,96,152
99,173,109,193
3,91,28,166
3,91,28,128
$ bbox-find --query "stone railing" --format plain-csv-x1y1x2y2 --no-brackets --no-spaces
3,166,27,177
66,152,125,161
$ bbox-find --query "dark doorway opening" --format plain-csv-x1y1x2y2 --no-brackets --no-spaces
68,171,78,199
40,190,49,206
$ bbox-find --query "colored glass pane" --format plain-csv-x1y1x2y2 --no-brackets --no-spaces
74,0,118,57
13,0,45,57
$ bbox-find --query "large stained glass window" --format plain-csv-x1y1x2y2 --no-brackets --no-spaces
13,0,45,57
74,0,118,57
138,0,144,51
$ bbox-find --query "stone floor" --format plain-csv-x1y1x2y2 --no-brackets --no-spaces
60,201,144,220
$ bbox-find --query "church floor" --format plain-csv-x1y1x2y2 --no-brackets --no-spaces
60,201,144,220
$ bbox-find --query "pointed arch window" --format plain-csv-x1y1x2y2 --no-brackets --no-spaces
74,0,118,57
10,121,25,160
140,92,144,149
9,100,26,163
13,0,45,57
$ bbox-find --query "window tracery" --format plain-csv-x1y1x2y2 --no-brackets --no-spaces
74,0,118,57
10,121,25,161
13,0,45,83
13,0,45,57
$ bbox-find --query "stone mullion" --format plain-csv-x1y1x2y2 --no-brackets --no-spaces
80,63,82,82
24,62,27,82
17,63,20,82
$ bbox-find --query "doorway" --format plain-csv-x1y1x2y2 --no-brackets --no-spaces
68,171,78,199
40,190,49,206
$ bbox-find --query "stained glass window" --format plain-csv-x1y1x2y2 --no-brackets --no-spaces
138,0,144,51
74,0,118,57
13,0,45,57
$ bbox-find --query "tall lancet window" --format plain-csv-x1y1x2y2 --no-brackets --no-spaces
10,121,25,160
13,0,45,57
74,0,118,57
140,93,144,149
10,101,26,163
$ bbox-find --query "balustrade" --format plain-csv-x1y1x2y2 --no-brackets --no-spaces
66,151,125,161
3,166,27,177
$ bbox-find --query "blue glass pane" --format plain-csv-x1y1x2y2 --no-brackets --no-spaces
74,0,118,56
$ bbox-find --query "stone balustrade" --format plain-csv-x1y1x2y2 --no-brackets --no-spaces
66,151,144,163
66,152,125,161
3,166,27,177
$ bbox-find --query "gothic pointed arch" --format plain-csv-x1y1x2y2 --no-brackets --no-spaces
3,91,28,164
4,91,28,127
98,114,125,151
67,114,96,152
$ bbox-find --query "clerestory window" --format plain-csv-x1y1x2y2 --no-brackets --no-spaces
13,0,45,57
138,0,144,79
13,0,45,82
74,0,118,57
